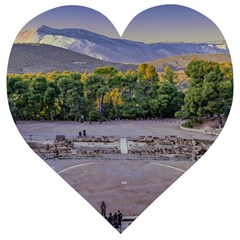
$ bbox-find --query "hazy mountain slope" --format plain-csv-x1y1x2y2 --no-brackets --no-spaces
15,25,229,64
149,54,231,72
7,43,136,74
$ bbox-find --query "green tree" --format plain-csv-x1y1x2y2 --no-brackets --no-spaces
57,77,73,119
67,79,85,121
44,87,56,121
30,76,48,119
135,64,159,118
7,67,194,122
93,66,117,78
7,77,31,119
149,82,184,118
57,76,84,120
85,74,105,122
182,60,233,126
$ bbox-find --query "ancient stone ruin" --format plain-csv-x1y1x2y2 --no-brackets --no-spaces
28,135,120,159
127,135,208,159
27,135,209,161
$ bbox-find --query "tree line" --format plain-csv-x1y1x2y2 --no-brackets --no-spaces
7,60,233,127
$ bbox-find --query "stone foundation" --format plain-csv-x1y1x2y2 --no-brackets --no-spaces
27,135,209,160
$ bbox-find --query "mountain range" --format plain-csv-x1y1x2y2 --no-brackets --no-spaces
15,25,229,64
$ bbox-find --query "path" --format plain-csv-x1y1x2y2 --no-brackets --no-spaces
120,138,128,154
16,119,217,141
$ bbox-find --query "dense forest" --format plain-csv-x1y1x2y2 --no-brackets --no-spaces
7,60,233,127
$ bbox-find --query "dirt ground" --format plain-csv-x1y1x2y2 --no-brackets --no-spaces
16,119,215,231
16,119,217,141
45,158,193,217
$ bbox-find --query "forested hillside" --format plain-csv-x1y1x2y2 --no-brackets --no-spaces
7,61,233,126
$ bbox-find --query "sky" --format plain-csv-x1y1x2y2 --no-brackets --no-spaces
21,5,225,43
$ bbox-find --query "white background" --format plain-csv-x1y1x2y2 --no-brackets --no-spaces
0,0,239,239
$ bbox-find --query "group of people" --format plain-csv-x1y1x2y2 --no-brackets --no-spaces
78,129,86,137
100,201,123,229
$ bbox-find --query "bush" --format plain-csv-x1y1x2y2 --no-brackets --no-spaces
182,116,200,128
88,109,100,121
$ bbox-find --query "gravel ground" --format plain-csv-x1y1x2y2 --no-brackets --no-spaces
45,159,193,217
16,119,217,141
16,119,213,232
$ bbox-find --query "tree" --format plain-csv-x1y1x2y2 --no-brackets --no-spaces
161,65,178,83
219,76,233,117
30,76,48,119
202,66,224,124
149,82,184,118
56,76,84,120
85,74,106,122
137,63,158,80
7,77,31,119
93,66,117,78
44,87,56,121
181,60,233,126
57,77,73,119
7,68,193,122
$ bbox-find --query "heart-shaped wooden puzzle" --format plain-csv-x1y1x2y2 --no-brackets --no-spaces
7,4,233,233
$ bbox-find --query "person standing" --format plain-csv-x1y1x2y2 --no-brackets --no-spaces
113,212,118,227
117,210,123,228
55,148,59,159
100,201,106,217
80,115,84,123
108,212,113,225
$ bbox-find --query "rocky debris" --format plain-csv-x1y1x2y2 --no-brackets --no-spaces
27,135,209,160
28,141,46,149
27,136,120,159
128,136,208,159
76,146,120,155
131,135,197,146
76,136,116,143
55,135,66,142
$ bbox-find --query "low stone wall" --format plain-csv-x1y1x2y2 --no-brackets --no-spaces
28,136,120,159
27,135,209,160
179,125,219,136
76,136,116,143
128,136,208,159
